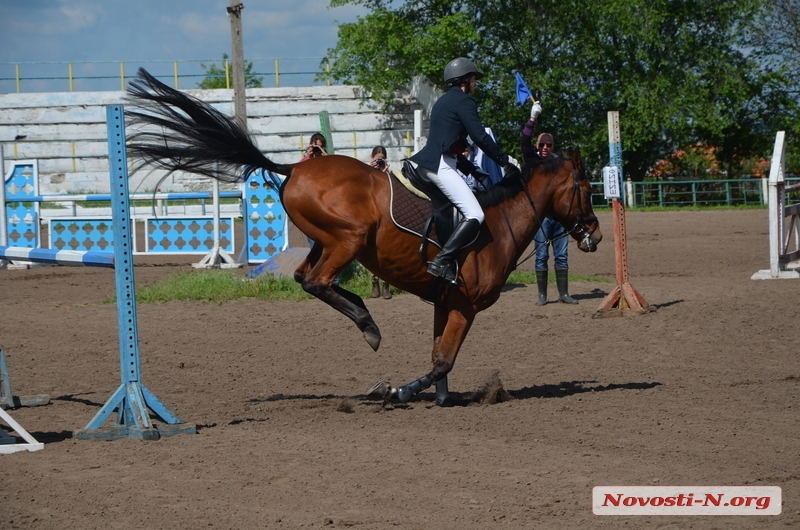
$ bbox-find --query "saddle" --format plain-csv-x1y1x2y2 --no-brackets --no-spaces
389,161,463,250
389,161,486,303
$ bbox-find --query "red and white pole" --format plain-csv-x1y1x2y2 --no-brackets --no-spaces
594,111,651,318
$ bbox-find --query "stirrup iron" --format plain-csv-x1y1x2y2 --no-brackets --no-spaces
427,259,460,284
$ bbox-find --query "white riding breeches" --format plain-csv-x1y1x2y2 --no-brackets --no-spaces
428,155,485,223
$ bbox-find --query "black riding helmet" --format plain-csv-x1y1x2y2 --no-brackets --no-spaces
443,57,484,87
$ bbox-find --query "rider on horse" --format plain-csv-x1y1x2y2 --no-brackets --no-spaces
410,58,515,283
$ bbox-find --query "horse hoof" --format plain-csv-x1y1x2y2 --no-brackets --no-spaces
366,381,395,400
436,396,455,407
364,330,381,351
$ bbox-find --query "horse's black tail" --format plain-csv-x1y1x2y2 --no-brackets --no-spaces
124,68,291,185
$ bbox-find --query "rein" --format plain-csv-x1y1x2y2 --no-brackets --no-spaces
514,164,598,269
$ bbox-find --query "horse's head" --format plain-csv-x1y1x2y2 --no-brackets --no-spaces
550,149,602,253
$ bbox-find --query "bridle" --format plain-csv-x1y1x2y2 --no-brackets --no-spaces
566,168,599,248
515,162,598,267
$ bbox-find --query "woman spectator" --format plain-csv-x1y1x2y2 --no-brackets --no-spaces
368,145,393,299
299,132,328,162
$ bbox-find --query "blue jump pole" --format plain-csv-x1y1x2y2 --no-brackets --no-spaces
75,105,195,440
0,246,114,267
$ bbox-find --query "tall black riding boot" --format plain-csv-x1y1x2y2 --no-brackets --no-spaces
555,269,578,304
427,218,481,283
535,270,549,306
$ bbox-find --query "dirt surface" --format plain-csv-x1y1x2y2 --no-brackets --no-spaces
1,209,798,529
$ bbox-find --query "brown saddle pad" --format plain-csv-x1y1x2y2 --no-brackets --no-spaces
386,171,442,248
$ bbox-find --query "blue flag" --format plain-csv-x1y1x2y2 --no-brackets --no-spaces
515,72,531,105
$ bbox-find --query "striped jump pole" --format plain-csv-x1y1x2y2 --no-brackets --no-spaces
0,247,114,267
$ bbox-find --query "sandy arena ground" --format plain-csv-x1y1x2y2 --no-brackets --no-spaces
1,209,798,529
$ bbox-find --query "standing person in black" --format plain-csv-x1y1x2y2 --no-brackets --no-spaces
410,57,516,283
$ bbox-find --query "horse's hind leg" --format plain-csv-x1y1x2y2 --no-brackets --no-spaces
307,282,382,351
294,245,382,351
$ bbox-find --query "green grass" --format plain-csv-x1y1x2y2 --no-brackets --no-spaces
123,264,610,304
506,270,612,284
132,271,314,303
131,262,378,303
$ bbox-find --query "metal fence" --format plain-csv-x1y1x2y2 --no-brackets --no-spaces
0,57,331,93
587,178,800,208
632,179,766,207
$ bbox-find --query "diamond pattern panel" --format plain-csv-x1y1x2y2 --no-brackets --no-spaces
244,170,287,263
4,162,39,248
49,219,114,251
146,217,234,254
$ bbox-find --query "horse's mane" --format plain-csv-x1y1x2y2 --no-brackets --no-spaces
475,155,568,209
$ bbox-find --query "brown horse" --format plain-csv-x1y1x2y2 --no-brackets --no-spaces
125,68,602,406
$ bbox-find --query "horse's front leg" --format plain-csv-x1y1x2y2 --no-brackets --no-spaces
368,304,474,406
432,304,454,406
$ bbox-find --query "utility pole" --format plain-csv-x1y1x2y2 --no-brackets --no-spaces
227,1,247,131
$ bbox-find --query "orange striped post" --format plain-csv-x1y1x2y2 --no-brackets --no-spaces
594,111,651,318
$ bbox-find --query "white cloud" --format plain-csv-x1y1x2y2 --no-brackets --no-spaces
246,0,367,29
173,12,229,40
56,1,104,32
243,1,368,58
0,0,369,72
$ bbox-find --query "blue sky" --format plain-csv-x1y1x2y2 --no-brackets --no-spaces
0,0,369,92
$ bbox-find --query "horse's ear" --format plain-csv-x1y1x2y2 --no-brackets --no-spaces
571,148,583,174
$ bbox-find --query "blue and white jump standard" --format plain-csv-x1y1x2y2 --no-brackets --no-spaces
1,106,195,441
76,106,195,440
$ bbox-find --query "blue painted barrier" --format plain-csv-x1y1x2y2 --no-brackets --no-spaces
2,106,195,441
0,245,114,267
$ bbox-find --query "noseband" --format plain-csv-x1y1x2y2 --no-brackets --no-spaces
567,169,598,248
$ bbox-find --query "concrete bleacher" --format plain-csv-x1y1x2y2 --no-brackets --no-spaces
0,78,439,195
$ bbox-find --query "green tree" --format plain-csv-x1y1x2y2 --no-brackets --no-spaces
750,0,800,97
324,0,798,180
321,5,479,104
747,0,800,172
197,53,264,89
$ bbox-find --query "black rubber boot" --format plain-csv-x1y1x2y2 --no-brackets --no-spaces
535,270,548,306
427,218,481,283
555,269,578,304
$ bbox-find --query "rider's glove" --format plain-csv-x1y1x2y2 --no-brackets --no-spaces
530,101,542,120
